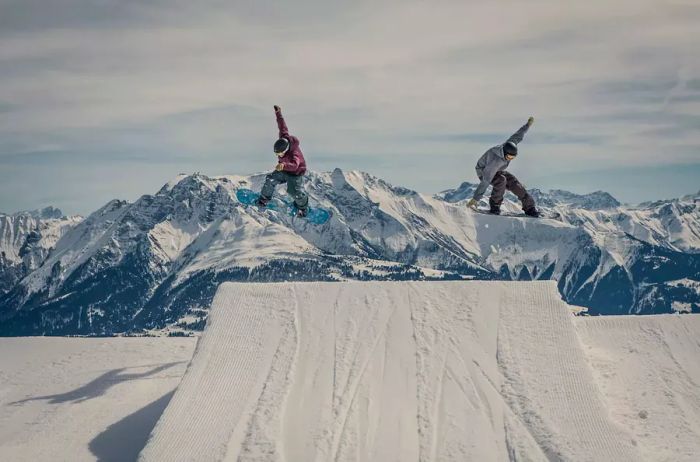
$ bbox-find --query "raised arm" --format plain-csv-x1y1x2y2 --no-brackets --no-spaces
506,117,534,145
274,105,290,138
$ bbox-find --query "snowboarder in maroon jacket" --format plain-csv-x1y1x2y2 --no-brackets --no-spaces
256,106,309,217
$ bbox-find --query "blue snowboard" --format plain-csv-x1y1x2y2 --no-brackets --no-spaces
236,188,331,225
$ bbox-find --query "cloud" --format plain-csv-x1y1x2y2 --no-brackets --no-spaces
421,132,609,146
0,101,15,112
0,0,155,32
0,0,699,213
589,79,678,105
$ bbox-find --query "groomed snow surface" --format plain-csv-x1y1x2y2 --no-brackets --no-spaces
0,337,196,461
139,281,700,462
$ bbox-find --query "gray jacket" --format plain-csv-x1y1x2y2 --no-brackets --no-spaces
473,122,531,201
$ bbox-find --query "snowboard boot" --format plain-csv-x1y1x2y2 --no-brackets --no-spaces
296,207,309,218
524,208,541,218
255,196,270,208
488,206,501,215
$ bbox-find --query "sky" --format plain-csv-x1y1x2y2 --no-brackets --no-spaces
0,0,699,215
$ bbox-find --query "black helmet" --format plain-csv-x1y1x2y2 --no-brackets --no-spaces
274,138,290,154
503,141,518,157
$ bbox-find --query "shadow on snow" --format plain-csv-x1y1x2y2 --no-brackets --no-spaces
88,389,175,462
10,362,184,405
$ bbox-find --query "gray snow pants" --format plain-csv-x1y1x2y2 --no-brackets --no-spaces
489,171,536,211
260,170,309,209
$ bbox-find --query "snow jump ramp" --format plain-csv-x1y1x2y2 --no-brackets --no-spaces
140,281,640,461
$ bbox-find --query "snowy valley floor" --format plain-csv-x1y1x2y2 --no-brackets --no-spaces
0,337,196,461
2,281,700,461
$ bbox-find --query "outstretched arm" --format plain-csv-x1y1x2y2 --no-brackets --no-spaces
274,105,290,138
506,117,534,145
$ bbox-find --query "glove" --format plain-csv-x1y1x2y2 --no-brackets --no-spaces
527,116,534,126
275,162,285,172
274,105,281,113
467,198,478,209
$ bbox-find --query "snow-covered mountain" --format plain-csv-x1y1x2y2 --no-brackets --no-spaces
0,208,80,295
0,171,698,335
439,182,700,253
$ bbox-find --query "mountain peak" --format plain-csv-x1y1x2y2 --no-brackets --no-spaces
436,182,477,203
527,189,620,210
157,173,228,200
5,207,65,220
681,190,700,202
35,206,65,219
159,173,190,193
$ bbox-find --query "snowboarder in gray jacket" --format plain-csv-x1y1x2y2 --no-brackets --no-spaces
467,117,540,217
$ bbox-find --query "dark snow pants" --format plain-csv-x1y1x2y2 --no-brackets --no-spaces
260,170,309,209
489,171,536,211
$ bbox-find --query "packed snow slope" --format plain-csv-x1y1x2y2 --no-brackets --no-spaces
575,314,700,462
0,337,195,462
141,281,648,462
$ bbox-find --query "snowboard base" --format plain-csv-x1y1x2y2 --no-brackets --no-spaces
236,188,331,225
471,208,561,220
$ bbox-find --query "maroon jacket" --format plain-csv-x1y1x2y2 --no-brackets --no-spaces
276,111,307,175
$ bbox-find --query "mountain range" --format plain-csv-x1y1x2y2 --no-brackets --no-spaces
1,169,698,335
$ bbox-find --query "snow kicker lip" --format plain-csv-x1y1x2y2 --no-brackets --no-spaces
139,281,640,461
